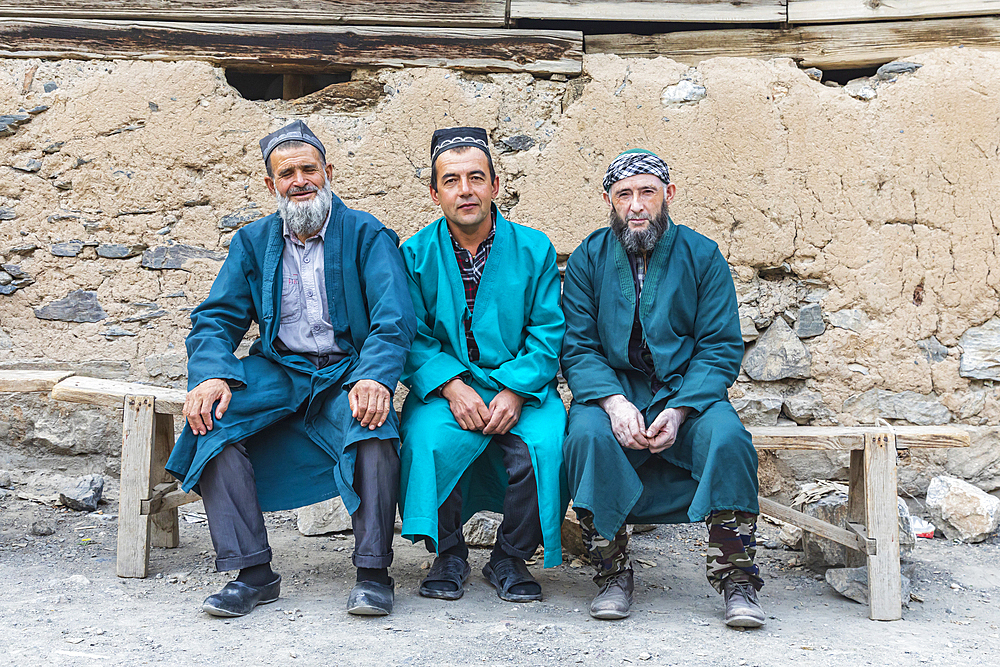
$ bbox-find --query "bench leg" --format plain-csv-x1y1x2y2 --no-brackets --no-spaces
117,395,156,578
864,432,902,621
150,413,179,549
846,450,866,568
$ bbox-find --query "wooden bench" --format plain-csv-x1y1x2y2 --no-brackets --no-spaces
1,371,970,621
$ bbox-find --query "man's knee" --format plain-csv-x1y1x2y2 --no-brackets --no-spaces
564,404,617,459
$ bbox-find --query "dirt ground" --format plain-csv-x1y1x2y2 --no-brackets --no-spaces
2,482,999,667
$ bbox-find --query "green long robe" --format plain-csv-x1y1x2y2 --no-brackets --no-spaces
166,195,416,513
561,220,758,540
398,210,568,567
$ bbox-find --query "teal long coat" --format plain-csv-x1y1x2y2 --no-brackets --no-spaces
166,195,416,513
561,221,758,539
398,210,568,567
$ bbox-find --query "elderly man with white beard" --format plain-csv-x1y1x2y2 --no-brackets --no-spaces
166,121,416,618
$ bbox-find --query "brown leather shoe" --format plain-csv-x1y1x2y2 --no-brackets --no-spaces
722,577,765,628
589,569,633,620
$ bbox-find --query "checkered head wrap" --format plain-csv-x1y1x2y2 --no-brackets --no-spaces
603,149,670,192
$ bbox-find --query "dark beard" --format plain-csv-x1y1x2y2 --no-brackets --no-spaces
609,203,670,254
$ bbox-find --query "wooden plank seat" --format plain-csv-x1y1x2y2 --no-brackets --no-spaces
1,370,970,620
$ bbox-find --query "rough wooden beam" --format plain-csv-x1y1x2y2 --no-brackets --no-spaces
0,1,506,28
863,431,903,620
511,0,786,23
117,395,156,578
0,19,584,75
51,375,186,415
789,0,1000,24
758,496,867,553
749,425,970,450
0,370,75,392
586,17,1000,70
141,482,201,516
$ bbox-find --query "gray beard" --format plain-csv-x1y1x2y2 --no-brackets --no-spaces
277,181,333,239
610,203,670,254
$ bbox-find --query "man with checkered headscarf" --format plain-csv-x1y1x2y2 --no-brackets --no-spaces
560,149,764,627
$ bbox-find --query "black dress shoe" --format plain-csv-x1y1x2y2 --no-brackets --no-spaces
347,578,395,616
202,575,281,617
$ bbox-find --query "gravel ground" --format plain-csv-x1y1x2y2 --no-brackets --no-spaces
2,486,999,666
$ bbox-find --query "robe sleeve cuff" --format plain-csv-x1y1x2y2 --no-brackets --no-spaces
407,352,470,402
187,358,246,392
488,368,547,407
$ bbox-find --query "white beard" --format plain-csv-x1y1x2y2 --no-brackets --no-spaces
277,180,333,239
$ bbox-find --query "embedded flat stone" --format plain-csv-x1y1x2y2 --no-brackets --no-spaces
959,318,1000,380
794,303,825,338
742,318,811,381
141,244,224,270
33,290,107,323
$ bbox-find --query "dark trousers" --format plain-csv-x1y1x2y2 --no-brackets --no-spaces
199,437,400,571
430,432,542,561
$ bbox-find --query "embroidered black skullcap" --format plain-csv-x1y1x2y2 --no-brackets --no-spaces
259,120,326,168
603,149,670,192
430,127,491,165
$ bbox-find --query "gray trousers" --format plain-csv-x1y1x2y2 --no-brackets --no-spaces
199,438,400,571
432,432,542,561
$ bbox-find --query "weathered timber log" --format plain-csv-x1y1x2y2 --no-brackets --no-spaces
788,0,1000,24
50,375,186,415
748,425,970,450
0,1,506,28
0,19,583,75
510,0,785,23
586,17,1000,70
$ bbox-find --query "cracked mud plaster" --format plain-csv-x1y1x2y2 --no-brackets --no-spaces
0,50,998,437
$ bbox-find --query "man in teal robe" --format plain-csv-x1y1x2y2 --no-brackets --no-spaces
561,149,764,627
166,121,416,617
398,127,566,603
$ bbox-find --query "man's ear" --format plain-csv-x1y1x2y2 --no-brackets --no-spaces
264,176,276,196
429,183,441,206
325,162,334,183
664,182,677,206
602,191,612,208
491,175,500,199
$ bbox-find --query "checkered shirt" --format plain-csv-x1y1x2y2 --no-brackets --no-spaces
450,223,495,362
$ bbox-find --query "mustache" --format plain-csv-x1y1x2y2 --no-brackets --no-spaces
287,184,318,195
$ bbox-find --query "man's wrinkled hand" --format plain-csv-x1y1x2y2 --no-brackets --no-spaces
349,379,392,430
598,394,650,450
483,388,525,435
441,378,491,431
645,407,691,454
184,378,232,436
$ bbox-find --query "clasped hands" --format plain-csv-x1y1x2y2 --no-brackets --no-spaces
184,377,392,435
599,394,689,454
441,377,523,435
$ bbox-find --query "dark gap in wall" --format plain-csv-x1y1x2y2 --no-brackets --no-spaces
224,70,353,101
820,65,881,85
514,19,784,35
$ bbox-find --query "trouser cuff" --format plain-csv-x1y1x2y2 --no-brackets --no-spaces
496,530,538,561
215,546,272,572
353,549,394,569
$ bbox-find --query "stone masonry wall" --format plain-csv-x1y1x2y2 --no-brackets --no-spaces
2,51,999,496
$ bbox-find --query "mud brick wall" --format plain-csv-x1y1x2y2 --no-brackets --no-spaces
2,52,998,496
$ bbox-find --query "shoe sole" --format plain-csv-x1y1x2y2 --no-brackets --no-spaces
202,594,279,618
418,585,466,601
347,604,391,616
590,608,631,620
725,614,765,628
